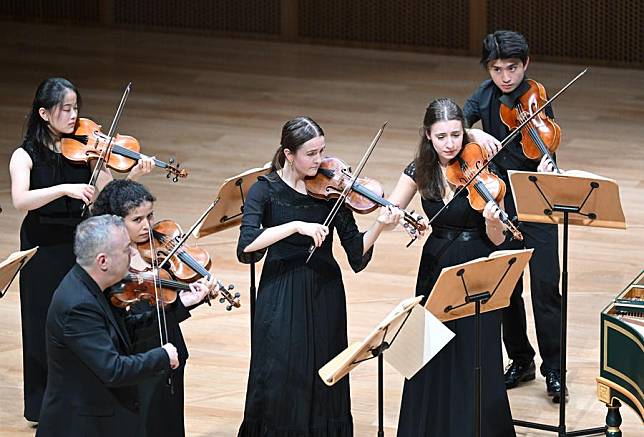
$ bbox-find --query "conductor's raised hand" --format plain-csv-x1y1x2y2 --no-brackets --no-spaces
296,222,329,247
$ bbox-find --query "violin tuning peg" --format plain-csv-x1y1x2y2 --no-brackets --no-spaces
173,176,178,183
226,305,233,311
166,172,171,179
234,292,241,298
219,298,226,304
168,157,175,164
228,284,235,291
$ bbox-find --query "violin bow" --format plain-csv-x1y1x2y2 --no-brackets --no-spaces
305,122,388,263
425,68,588,227
81,82,132,216
156,200,218,273
146,225,174,392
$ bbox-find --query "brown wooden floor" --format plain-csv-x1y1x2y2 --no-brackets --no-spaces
0,21,642,436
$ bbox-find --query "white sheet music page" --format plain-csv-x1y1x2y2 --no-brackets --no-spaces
385,304,455,379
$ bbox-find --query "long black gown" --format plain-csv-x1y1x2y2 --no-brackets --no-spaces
126,298,192,437
396,162,515,437
18,142,90,421
237,172,373,437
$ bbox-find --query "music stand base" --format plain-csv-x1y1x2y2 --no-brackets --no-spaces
513,419,606,436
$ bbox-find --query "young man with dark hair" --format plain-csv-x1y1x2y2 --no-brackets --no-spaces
463,30,565,403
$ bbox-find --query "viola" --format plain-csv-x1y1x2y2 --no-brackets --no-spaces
138,220,241,309
110,268,240,311
61,118,188,182
304,156,427,241
445,143,523,241
499,79,561,171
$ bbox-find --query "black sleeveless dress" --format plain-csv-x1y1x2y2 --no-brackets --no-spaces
396,162,515,437
18,142,90,421
237,172,373,437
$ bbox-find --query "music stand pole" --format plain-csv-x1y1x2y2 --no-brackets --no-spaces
353,311,413,437
192,163,271,344
319,297,424,436
508,171,626,436
249,261,256,336
425,249,532,437
471,291,490,437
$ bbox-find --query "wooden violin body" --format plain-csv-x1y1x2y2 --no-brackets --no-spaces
305,157,427,240
61,118,188,182
137,219,241,310
138,219,211,283
446,143,523,241
499,79,561,161
109,268,180,309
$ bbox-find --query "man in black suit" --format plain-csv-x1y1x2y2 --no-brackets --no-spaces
37,215,179,437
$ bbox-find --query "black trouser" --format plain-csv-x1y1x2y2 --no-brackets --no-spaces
501,219,562,373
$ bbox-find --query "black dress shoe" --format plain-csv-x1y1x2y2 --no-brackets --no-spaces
543,369,568,403
504,360,536,389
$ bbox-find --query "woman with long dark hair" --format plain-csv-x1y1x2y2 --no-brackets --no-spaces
237,116,401,436
9,77,152,422
385,98,515,436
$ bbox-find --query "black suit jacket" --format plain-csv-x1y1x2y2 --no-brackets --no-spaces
36,265,170,437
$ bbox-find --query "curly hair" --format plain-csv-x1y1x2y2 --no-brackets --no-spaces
90,179,156,218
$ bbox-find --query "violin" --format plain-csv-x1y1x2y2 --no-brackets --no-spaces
138,220,241,309
304,156,427,242
110,268,240,311
499,79,561,169
139,220,211,282
445,143,523,241
61,118,188,182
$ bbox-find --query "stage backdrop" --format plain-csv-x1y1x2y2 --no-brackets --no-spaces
1,0,642,68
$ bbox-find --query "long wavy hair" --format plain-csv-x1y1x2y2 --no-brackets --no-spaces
414,98,469,201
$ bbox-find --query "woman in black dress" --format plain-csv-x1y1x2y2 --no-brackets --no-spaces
91,179,216,437
237,116,401,436
8,78,153,422
385,98,515,437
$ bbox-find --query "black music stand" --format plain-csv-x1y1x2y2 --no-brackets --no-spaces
425,249,532,437
0,247,38,299
193,163,270,341
508,169,626,436
319,296,424,436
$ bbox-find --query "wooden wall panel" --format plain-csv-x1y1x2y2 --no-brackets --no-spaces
298,0,470,51
1,0,642,67
113,0,281,36
487,0,644,66
0,0,100,24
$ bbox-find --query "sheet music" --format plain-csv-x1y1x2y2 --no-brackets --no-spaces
385,304,454,379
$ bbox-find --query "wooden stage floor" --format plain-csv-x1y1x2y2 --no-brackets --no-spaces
0,21,642,436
